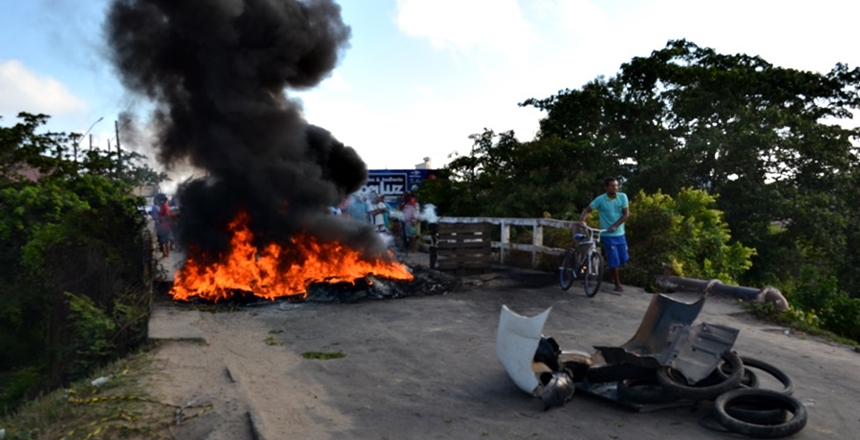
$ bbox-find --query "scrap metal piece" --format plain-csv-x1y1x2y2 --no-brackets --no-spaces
575,381,696,413
596,294,705,368
559,349,594,380
539,372,575,410
496,305,552,395
661,322,739,383
595,293,739,383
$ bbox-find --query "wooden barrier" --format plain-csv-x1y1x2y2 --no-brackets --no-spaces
436,222,493,275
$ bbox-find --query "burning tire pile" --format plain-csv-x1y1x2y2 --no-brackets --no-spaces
497,295,809,439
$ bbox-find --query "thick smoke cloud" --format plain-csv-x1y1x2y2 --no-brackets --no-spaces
104,0,382,259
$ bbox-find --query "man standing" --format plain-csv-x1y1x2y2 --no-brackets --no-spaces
367,193,389,233
579,177,629,292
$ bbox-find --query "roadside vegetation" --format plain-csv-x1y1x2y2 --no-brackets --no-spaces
419,40,860,344
0,113,167,417
0,345,189,440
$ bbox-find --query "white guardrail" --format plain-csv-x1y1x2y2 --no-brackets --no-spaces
434,216,578,267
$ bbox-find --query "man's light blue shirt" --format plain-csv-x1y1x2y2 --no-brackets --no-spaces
590,192,628,237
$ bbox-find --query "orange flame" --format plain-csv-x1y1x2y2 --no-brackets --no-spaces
170,211,413,302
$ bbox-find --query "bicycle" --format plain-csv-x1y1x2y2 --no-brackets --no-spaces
559,224,606,297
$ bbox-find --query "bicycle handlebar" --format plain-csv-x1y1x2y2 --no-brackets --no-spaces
573,224,606,242
576,225,606,234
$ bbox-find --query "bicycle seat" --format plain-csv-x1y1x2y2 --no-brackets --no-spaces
573,233,586,240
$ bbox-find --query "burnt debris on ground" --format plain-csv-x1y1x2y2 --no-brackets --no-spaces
497,293,809,439
158,263,463,307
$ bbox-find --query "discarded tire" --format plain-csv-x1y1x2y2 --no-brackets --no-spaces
714,389,807,438
617,375,679,405
705,356,758,388
700,363,759,389
656,350,743,401
716,356,793,396
726,401,789,426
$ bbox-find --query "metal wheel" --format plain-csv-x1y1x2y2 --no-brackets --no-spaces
559,249,576,290
584,251,603,297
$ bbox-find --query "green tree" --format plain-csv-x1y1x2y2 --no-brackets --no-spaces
519,40,860,294
0,113,163,413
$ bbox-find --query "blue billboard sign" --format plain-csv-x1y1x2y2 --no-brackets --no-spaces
362,169,430,203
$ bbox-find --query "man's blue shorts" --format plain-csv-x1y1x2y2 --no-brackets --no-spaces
602,235,629,269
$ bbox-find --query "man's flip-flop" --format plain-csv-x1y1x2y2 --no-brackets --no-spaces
614,286,624,292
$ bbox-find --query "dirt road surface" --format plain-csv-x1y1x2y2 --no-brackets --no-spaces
147,254,860,440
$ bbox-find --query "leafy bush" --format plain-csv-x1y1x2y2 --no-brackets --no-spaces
624,188,755,291
783,268,860,343
65,293,117,380
821,295,860,342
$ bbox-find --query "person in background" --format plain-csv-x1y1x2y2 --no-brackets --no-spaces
368,193,389,233
149,200,160,224
346,193,368,223
400,192,419,252
154,194,173,259
579,177,630,292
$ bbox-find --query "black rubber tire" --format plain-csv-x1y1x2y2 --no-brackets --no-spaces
559,250,576,291
716,356,793,396
713,389,807,438
584,252,603,297
656,351,743,401
701,359,759,389
617,374,679,405
726,401,789,425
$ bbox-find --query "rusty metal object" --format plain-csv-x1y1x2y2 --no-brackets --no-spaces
655,276,789,311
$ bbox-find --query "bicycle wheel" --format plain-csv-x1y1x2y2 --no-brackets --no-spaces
583,251,604,297
559,249,576,290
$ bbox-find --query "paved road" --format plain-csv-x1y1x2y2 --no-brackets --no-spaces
148,255,860,439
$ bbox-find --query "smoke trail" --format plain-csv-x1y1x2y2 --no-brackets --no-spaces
104,0,383,258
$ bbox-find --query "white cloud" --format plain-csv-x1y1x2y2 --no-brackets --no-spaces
553,0,609,36
395,0,538,56
0,59,88,115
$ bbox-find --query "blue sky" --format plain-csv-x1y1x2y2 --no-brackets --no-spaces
2,0,860,179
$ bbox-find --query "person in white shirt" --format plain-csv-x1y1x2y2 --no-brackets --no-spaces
367,193,389,232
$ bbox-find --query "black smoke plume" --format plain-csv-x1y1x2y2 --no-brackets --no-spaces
104,0,384,261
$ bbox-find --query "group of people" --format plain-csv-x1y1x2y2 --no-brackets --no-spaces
330,190,422,252
331,192,390,232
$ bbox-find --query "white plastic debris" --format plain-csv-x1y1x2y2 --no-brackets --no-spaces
496,305,552,395
91,375,113,387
